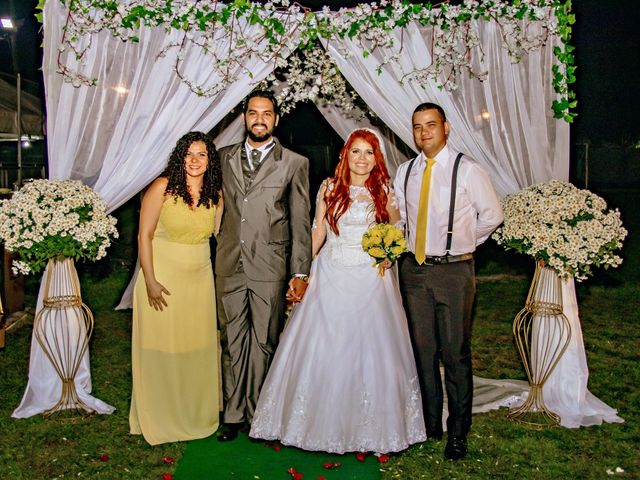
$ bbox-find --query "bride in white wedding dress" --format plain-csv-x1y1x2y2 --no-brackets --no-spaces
249,129,426,454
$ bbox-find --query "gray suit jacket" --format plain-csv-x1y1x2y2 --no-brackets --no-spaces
215,138,312,282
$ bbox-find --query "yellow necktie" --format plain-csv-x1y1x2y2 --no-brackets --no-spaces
414,158,436,265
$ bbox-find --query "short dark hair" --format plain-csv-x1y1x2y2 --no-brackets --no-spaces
413,102,446,122
243,90,280,116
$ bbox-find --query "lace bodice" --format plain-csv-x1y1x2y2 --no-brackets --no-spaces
322,186,376,266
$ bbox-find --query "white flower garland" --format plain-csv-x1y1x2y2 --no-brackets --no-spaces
0,179,119,275
492,180,627,281
52,0,575,120
262,45,363,116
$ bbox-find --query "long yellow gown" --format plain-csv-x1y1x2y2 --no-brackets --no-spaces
130,197,219,445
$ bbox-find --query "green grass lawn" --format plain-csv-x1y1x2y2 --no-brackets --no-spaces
1,190,638,479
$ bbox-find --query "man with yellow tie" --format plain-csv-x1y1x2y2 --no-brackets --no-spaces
393,103,503,461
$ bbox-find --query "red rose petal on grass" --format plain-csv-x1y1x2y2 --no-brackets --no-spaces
317,477,327,480
99,454,109,462
377,454,390,463
272,444,282,451
163,456,174,465
292,474,303,480
323,461,341,469
162,474,174,480
288,467,297,474
355,452,367,462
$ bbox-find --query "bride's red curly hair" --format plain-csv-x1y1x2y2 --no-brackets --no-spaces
325,129,391,235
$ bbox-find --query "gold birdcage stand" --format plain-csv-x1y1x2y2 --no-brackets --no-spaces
508,260,571,427
33,257,95,418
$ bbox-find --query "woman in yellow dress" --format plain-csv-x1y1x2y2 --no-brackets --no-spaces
130,131,223,445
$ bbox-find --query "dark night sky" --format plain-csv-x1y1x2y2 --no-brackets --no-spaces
571,0,640,145
1,0,639,146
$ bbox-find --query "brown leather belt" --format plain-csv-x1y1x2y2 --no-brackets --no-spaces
412,252,474,266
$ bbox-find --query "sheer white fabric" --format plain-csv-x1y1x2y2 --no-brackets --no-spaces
17,1,295,418
544,281,623,427
324,20,568,198
29,2,620,427
44,0,289,212
12,260,115,418
326,20,620,427
250,187,426,452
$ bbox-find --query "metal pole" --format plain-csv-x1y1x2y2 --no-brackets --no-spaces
16,73,22,187
584,142,589,189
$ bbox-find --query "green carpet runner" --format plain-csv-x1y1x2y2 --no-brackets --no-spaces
175,431,382,479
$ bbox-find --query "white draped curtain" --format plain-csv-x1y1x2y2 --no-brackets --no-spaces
14,0,297,418
323,20,568,197
17,1,622,428
325,20,619,428
43,0,297,212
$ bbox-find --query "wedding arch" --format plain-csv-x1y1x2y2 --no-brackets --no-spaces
42,0,577,208
14,0,623,428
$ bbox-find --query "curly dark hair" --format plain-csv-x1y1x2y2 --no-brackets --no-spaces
162,131,222,208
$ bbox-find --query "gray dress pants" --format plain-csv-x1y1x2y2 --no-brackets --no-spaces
216,272,287,425
399,254,476,437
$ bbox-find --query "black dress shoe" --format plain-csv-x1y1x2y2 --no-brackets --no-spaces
217,423,242,442
444,435,468,460
426,429,443,441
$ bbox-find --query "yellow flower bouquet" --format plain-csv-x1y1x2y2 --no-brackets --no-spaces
361,223,407,276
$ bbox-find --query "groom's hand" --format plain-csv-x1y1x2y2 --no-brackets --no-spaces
286,276,309,304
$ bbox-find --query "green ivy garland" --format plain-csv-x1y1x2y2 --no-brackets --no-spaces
37,0,577,122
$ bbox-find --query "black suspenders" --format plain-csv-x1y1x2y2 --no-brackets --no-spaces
403,152,464,256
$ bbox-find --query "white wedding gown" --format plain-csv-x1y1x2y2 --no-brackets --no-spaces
250,186,426,453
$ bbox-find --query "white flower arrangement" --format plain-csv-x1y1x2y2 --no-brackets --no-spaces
262,45,364,117
492,180,627,281
0,180,119,275
49,0,576,121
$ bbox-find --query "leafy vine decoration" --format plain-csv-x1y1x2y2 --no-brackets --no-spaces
39,0,577,122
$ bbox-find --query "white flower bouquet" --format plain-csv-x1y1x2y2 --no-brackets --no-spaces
492,180,627,281
0,179,119,275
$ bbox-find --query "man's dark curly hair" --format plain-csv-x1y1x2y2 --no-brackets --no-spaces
162,131,222,208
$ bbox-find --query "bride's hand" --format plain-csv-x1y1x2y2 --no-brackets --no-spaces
146,279,171,311
379,258,392,270
286,276,308,304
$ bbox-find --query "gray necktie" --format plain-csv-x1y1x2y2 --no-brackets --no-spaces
249,149,261,170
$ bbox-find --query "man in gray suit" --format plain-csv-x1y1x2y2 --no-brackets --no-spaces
215,90,312,441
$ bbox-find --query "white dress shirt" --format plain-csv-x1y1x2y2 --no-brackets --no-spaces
393,145,504,257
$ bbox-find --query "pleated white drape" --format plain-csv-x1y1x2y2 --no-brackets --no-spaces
16,1,622,428
43,0,296,212
324,20,568,197
325,19,620,428
14,0,297,418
